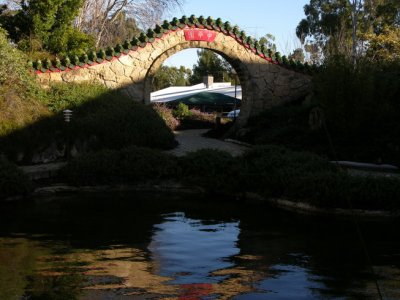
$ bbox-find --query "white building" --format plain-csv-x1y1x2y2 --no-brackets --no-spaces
150,76,242,103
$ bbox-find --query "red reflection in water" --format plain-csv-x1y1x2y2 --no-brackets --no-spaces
179,283,213,300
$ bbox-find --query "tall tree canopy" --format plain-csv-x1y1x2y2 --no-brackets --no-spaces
189,49,232,85
76,0,183,47
0,0,94,54
153,65,191,91
0,0,182,52
296,0,400,62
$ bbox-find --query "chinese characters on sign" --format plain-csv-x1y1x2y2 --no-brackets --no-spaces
184,29,217,42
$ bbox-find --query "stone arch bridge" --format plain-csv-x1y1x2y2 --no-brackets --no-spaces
36,16,312,128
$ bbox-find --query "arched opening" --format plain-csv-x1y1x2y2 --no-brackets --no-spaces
144,43,250,126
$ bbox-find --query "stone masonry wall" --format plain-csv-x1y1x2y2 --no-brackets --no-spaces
37,27,312,128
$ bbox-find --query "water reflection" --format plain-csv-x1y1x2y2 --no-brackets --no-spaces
0,194,399,299
149,212,240,284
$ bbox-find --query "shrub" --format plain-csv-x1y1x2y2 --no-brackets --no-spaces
0,87,177,162
172,103,191,119
239,145,400,210
313,56,400,165
178,149,241,193
240,145,338,198
0,27,50,138
243,104,326,151
46,82,108,113
152,103,180,130
0,156,32,200
178,109,216,129
61,146,180,186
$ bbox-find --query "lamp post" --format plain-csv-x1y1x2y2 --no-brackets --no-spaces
63,109,73,123
63,109,73,160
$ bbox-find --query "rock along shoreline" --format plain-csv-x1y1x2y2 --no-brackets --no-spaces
6,183,395,219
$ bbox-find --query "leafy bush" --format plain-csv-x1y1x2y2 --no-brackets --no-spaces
0,27,50,138
178,149,240,193
152,103,180,130
0,86,177,162
172,103,191,119
240,56,400,166
0,156,32,200
239,145,400,210
61,146,180,186
313,56,400,165
46,82,109,113
240,145,338,198
178,108,216,129
59,143,400,210
242,104,326,152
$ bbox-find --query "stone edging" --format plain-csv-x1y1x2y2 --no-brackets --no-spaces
223,138,253,148
32,183,204,197
27,184,400,218
264,197,400,218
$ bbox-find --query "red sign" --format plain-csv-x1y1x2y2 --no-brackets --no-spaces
184,29,216,42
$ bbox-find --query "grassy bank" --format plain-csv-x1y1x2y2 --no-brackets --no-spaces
0,27,176,163
0,83,177,163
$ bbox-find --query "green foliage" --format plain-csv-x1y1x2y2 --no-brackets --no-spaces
172,103,191,119
313,56,400,164
259,33,277,53
189,49,232,84
152,65,191,91
97,12,140,48
0,155,32,200
179,149,239,193
297,0,400,62
366,25,400,62
0,84,176,162
288,48,305,63
244,104,325,152
60,142,400,210
61,146,179,186
178,108,216,130
45,82,108,112
0,27,49,137
241,145,337,198
240,145,400,209
152,103,180,131
1,0,94,54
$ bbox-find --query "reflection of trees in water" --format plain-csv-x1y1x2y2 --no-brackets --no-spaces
0,238,45,300
1,198,400,299
237,212,400,299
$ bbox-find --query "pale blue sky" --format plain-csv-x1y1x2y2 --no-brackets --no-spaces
164,0,309,68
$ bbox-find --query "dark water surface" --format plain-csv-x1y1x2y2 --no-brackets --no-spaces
0,192,399,299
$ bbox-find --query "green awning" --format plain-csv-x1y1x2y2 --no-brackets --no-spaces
168,92,240,106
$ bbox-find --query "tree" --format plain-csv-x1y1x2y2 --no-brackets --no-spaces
96,11,141,47
75,0,183,48
288,48,305,63
189,49,232,84
0,0,94,54
296,0,400,62
366,25,400,61
153,65,191,91
259,33,277,53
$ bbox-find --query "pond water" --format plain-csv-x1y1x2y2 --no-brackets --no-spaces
0,192,399,299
